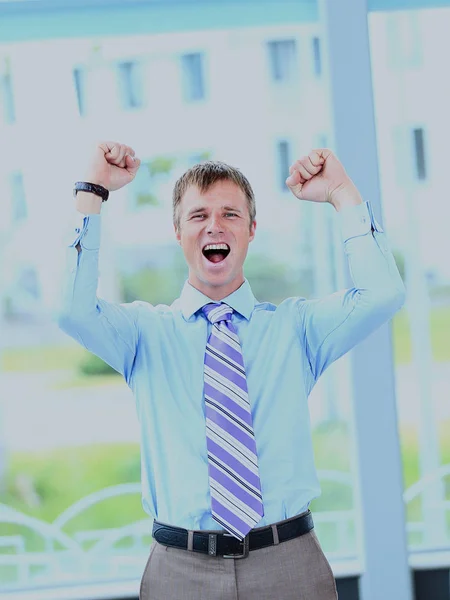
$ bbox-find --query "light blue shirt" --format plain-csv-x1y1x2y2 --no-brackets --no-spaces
58,201,405,531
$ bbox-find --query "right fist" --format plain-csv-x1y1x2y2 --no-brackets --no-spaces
85,141,141,192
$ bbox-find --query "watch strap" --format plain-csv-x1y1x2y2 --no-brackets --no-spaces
74,181,109,202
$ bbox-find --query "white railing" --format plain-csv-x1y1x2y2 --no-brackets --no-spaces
1,467,449,590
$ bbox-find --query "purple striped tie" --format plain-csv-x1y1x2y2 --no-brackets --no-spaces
202,302,264,540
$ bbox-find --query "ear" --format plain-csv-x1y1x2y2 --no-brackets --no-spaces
174,223,181,245
249,220,257,243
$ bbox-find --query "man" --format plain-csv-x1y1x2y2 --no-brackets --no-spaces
58,141,405,599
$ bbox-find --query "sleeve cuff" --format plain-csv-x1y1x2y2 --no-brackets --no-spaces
68,213,101,250
338,200,384,243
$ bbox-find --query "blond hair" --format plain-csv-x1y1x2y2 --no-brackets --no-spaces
173,161,256,230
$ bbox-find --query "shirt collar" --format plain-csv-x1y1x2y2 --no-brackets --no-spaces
179,279,256,321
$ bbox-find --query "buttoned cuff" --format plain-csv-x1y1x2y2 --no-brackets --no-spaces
68,213,101,250
338,200,384,243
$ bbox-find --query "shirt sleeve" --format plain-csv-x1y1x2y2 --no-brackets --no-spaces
296,200,406,384
56,213,140,385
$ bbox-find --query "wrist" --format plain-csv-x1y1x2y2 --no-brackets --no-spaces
84,177,108,188
329,182,363,211
75,191,103,215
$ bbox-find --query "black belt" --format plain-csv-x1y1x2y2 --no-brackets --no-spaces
152,511,314,559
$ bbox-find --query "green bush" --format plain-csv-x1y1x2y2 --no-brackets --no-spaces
78,353,116,376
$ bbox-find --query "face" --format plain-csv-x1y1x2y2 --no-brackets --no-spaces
175,180,256,300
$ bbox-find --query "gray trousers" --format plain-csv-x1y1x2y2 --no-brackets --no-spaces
139,522,338,599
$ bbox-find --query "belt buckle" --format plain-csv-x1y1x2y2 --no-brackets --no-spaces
222,533,250,559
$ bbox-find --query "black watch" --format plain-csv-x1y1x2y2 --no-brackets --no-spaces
74,181,109,202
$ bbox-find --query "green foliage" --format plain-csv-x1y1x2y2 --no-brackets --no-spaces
1,444,142,544
392,309,412,365
147,156,177,177
391,305,450,364
245,253,313,304
3,421,449,533
120,255,188,306
430,285,450,301
2,345,85,372
136,192,159,207
2,421,450,559
392,248,406,281
78,353,116,376
195,150,212,162
430,306,450,361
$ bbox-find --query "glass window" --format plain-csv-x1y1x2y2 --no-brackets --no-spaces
392,125,428,185
312,36,322,77
276,140,291,192
267,39,297,83
181,52,205,102
117,60,144,109
73,67,86,116
413,127,427,181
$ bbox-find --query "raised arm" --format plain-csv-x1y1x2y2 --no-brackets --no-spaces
57,142,142,383
286,149,406,384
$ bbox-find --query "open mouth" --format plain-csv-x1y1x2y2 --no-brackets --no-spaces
202,243,231,264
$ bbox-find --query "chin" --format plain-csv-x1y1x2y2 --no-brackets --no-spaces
196,269,234,287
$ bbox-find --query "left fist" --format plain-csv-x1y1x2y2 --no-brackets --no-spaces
285,148,356,205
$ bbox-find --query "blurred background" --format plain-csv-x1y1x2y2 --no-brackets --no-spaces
0,1,449,599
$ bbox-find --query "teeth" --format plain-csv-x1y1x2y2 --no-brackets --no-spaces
204,244,229,251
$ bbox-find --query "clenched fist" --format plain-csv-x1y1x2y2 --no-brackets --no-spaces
85,141,141,192
285,148,362,210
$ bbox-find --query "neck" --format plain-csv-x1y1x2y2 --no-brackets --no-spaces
188,275,245,301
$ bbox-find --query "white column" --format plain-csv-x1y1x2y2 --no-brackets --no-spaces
318,1,413,599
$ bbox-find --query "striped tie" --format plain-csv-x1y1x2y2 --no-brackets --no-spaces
202,302,264,540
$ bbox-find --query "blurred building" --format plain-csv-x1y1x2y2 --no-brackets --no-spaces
0,4,449,325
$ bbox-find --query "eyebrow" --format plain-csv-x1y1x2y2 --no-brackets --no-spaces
186,205,243,217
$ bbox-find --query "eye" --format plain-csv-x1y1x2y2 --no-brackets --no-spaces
192,214,206,219
225,212,238,217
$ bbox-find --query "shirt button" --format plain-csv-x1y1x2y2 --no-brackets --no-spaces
70,268,76,273
361,216,367,224
75,228,80,234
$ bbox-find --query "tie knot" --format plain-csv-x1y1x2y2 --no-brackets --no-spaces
202,303,233,324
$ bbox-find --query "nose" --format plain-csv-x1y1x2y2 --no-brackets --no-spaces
206,215,224,235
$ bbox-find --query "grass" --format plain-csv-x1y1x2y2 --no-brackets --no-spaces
1,345,86,373
1,422,449,578
51,373,121,390
2,421,449,540
1,444,142,540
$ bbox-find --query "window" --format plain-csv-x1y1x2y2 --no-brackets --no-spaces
181,53,205,102
312,37,322,77
117,61,143,109
267,40,297,83
277,140,291,192
10,172,27,223
73,67,86,116
0,72,16,124
413,127,427,181
386,12,422,69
